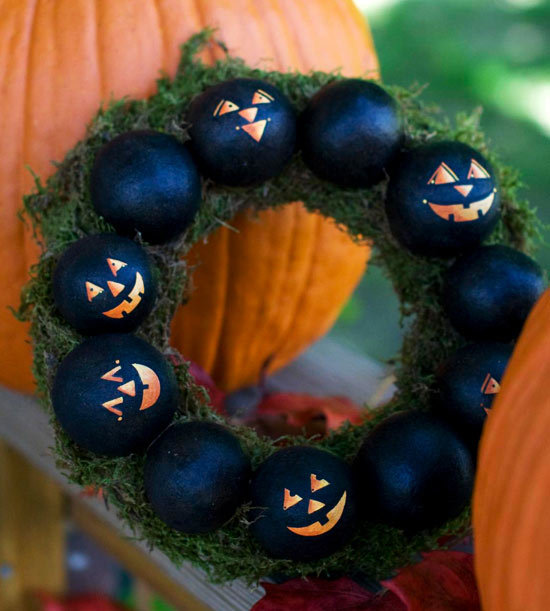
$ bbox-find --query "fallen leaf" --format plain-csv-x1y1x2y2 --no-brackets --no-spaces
257,392,365,433
252,577,403,611
382,551,480,611
36,593,129,611
187,359,226,413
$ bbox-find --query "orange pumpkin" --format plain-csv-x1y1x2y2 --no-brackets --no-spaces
473,289,550,610
1,0,377,394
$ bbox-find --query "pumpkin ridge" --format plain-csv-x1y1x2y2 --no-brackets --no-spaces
259,0,288,71
195,227,232,376
268,212,325,370
259,0,301,71
275,0,309,73
91,0,105,100
245,205,302,377
19,0,39,274
334,0,378,77
304,0,346,71
150,0,168,71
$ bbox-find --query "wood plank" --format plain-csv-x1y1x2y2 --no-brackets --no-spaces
0,442,65,611
268,337,395,406
71,500,211,611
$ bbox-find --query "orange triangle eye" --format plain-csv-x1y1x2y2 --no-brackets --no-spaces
101,364,123,383
252,89,274,105
481,373,501,395
214,99,240,117
283,489,303,510
311,474,330,493
467,158,491,179
428,162,459,185
86,281,104,302
107,258,127,277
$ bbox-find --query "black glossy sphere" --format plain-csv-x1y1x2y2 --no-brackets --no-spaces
354,411,474,532
444,245,545,342
51,334,178,457
434,342,514,448
90,130,201,244
249,446,357,561
144,422,251,533
53,234,156,334
300,79,402,187
187,78,296,186
385,141,500,257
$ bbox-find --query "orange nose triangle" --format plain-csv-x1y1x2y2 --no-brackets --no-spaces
108,280,125,297
454,184,473,197
238,107,258,122
117,380,136,397
308,499,326,514
241,120,267,142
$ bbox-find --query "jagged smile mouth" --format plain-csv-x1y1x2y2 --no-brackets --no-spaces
286,491,347,537
102,272,145,318
425,192,495,223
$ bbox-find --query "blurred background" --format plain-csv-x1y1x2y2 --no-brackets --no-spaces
330,0,550,361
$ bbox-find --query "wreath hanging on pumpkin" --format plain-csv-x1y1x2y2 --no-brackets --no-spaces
19,32,544,583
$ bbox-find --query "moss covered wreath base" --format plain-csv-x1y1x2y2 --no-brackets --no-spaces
19,31,540,584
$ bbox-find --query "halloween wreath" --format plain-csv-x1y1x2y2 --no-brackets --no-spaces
19,32,544,584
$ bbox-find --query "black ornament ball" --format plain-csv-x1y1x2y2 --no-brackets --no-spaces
444,244,545,342
144,422,251,533
249,446,357,561
90,130,201,244
51,334,178,457
299,79,402,187
53,234,156,335
385,141,500,257
354,411,474,532
434,342,514,448
187,78,296,186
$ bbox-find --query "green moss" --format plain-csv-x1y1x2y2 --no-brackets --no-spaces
18,30,540,584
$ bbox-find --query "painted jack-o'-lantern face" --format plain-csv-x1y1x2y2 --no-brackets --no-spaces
51,334,178,457
435,342,513,449
100,359,161,421
188,78,296,186
480,367,504,417
212,88,274,143
53,234,156,335
283,473,347,537
424,157,496,223
249,446,357,561
385,141,501,257
85,257,145,318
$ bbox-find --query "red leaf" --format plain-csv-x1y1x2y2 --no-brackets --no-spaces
252,552,480,611
188,361,226,414
36,593,129,611
166,354,226,414
258,392,365,432
382,551,481,611
252,577,404,611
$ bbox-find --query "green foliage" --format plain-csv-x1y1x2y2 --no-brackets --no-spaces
18,30,540,585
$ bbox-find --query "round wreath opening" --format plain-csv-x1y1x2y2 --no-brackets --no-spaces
19,32,540,584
